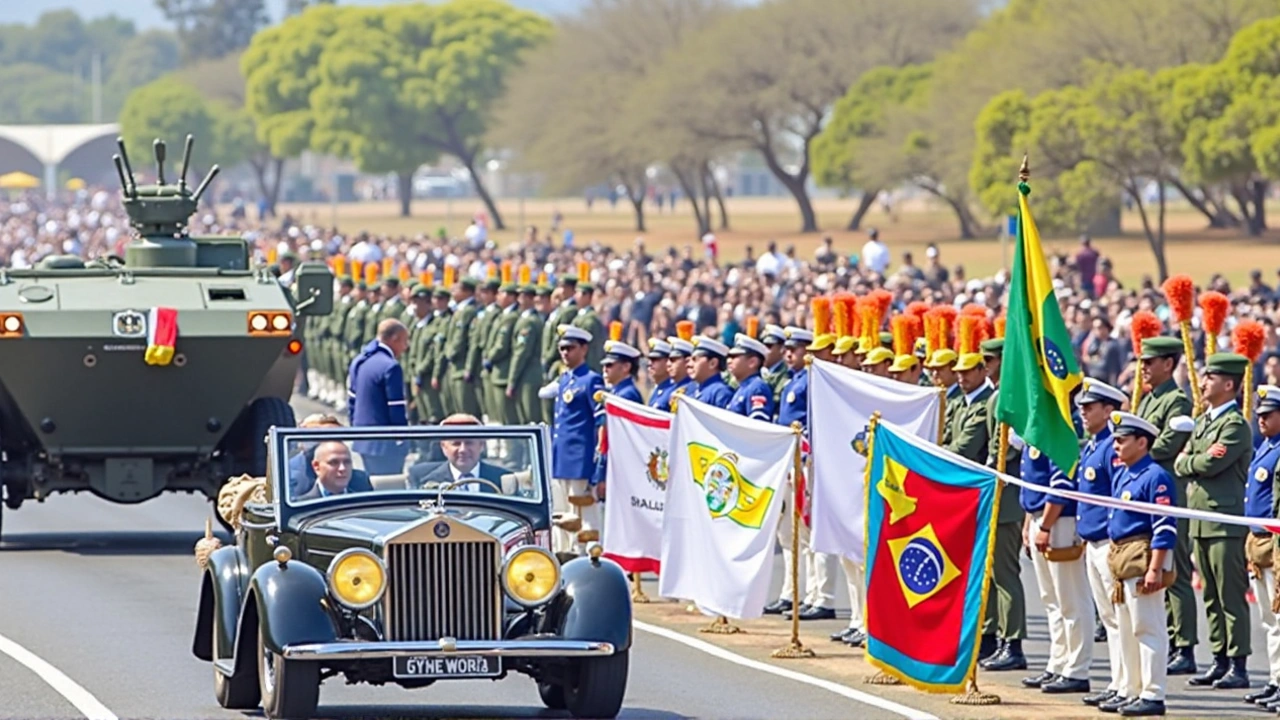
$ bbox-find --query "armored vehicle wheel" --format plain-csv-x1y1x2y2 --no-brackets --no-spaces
257,628,318,720
537,680,566,710
231,397,297,478
564,649,628,719
212,614,259,709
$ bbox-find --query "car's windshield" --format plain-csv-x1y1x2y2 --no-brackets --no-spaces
277,429,544,506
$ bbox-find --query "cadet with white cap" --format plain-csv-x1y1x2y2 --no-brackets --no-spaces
727,333,776,423
1243,385,1280,708
1102,411,1176,717
591,338,644,525
760,324,791,408
688,336,734,409
546,324,605,557
1074,379,1131,708
646,338,677,412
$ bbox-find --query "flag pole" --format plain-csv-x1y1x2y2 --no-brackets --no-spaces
773,422,816,659
936,386,947,444
860,411,903,687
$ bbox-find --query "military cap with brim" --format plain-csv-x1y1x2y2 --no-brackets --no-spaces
578,282,596,293
483,278,502,291
558,274,579,287
761,324,788,346
862,347,895,366
668,337,695,357
784,326,813,347
384,277,400,288
518,284,537,295
953,352,985,372
833,336,857,356
728,334,768,358
889,354,919,373
602,340,641,364
1109,411,1158,440
459,277,478,290
925,348,958,369
557,324,592,346
980,338,1004,357
535,285,553,297
648,338,673,358
806,333,837,352
410,283,430,298
691,336,730,359
432,287,450,299
499,282,519,293
1140,336,1182,360
1075,378,1126,407
339,277,354,288
1204,352,1249,377
1258,384,1280,414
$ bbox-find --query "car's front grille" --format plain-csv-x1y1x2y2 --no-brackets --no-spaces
385,540,502,642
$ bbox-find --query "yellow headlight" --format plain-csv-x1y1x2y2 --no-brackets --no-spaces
502,547,561,607
327,549,386,610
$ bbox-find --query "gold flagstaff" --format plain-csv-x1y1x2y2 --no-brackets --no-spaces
860,412,902,687
936,386,947,444
772,422,817,659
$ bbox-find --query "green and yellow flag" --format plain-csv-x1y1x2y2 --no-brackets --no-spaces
996,174,1082,474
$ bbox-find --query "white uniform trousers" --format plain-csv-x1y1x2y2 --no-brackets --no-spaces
1116,577,1168,701
1029,515,1093,680
840,556,866,631
776,501,836,608
1253,566,1280,685
1085,539,1124,693
551,478,596,554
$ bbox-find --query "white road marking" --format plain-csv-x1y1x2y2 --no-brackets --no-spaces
633,620,939,720
0,633,118,720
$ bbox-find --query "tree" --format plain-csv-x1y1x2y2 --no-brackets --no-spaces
642,0,979,233
156,0,269,64
106,31,183,118
0,64,82,124
118,77,218,182
310,1,552,220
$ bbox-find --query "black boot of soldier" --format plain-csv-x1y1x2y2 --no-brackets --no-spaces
1213,656,1250,690
1166,646,1197,675
1188,654,1228,686
983,638,1028,671
977,634,998,663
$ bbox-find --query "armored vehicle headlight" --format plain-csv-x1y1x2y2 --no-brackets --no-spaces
271,313,290,331
501,546,561,607
249,313,269,331
0,313,23,336
326,549,387,610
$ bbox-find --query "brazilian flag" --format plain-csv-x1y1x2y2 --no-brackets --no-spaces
996,179,1082,474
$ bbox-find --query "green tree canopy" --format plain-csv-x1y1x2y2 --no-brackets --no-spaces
118,77,218,181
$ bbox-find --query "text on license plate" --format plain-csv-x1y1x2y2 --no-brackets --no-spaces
393,655,502,679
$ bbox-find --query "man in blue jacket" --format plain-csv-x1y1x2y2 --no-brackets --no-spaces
542,324,604,556
348,319,411,474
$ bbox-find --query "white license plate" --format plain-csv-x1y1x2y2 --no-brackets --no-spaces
392,655,502,679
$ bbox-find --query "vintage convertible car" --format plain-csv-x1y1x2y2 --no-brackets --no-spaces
191,424,632,719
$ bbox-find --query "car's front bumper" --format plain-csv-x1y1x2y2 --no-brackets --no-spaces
280,638,615,661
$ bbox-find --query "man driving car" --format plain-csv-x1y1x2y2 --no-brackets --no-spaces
407,414,508,492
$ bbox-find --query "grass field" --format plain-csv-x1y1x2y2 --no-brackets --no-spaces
267,194,1280,287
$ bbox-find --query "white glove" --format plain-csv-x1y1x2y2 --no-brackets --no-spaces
1007,429,1026,451
537,382,559,400
1169,415,1194,433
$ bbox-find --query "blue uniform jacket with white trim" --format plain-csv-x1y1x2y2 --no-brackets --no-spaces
1245,435,1280,533
1019,444,1076,516
1108,455,1177,549
692,373,733,409
592,377,644,486
552,363,604,480
1076,427,1121,542
348,340,408,459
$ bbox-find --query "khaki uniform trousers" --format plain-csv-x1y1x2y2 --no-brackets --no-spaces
1029,514,1093,681
1116,576,1169,702
840,557,866,632
1085,539,1123,693
1253,566,1280,685
775,499,835,608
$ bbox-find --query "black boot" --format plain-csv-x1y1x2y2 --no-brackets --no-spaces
1021,670,1055,688
1119,698,1166,716
763,598,792,615
1245,683,1279,704
977,634,999,663
982,638,1027,671
1213,656,1250,690
1188,654,1228,686
1166,646,1197,675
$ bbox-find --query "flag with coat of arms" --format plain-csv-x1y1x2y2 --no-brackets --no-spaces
808,358,941,563
863,418,998,692
600,395,671,574
659,394,797,619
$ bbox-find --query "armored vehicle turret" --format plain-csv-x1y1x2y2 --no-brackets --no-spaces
0,135,334,536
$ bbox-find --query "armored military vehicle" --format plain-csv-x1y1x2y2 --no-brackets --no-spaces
0,135,333,537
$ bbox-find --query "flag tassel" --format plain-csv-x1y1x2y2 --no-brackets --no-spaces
699,615,742,634
949,672,1001,706
631,572,649,603
772,422,817,660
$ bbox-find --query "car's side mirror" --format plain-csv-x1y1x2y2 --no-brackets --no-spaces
294,262,334,316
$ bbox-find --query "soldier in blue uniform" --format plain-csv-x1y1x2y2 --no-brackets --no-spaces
592,339,644,504
1244,386,1280,709
688,336,734,409
347,318,411,474
777,328,811,430
646,338,676,411
538,325,604,557
727,334,777,423
1018,433,1093,695
667,335,696,403
1100,411,1177,717
1073,379,1130,708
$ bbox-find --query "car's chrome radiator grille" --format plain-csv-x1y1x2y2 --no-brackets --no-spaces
385,541,501,642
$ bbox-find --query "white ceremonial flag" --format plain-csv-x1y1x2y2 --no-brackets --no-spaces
808,359,942,563
659,395,797,619
601,395,672,574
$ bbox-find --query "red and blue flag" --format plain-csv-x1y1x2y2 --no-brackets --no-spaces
863,419,998,692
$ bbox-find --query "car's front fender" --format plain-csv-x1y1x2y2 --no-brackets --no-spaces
247,558,338,656
537,556,632,652
192,545,250,661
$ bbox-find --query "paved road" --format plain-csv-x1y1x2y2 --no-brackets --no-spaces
0,396,909,720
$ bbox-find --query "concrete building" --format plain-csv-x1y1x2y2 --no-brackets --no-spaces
0,124,122,198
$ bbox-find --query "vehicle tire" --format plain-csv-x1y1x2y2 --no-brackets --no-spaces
257,628,318,720
564,650,629,719
212,612,259,709
537,680,566,710
229,397,296,478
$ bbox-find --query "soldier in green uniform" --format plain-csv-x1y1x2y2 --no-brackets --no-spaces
925,346,961,446
570,282,605,371
1134,336,1199,674
362,280,385,346
976,338,1028,672
1175,352,1254,689
914,338,932,387
403,283,432,424
377,277,405,325
509,284,546,426
542,277,578,423
445,277,482,417
759,324,790,414
427,287,453,418
471,279,501,421
484,282,520,426
342,282,372,377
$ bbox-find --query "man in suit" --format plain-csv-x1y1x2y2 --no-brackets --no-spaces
292,440,374,501
406,414,508,492
348,319,411,474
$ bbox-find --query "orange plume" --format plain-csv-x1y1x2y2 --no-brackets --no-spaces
1199,291,1229,338
958,315,982,356
418,270,430,287
443,264,456,287
935,306,958,348
537,271,548,286
486,262,497,279
1129,311,1163,357
836,294,859,338
266,246,278,264
906,314,924,352
832,293,853,337
811,297,832,336
746,315,759,338
364,263,379,285
961,303,987,319
892,315,922,357
501,261,513,284
381,257,394,277
351,259,364,282
923,310,940,355
398,263,411,282
676,320,695,342
994,316,1007,340
870,289,893,319
1162,274,1195,323
577,260,591,282
906,301,931,323
609,320,623,342
332,255,347,278
1233,319,1267,362
518,265,531,285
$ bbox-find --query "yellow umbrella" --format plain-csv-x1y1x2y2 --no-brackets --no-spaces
65,177,85,190
0,171,40,189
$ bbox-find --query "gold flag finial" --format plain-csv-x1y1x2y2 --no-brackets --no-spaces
1019,154,1030,182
